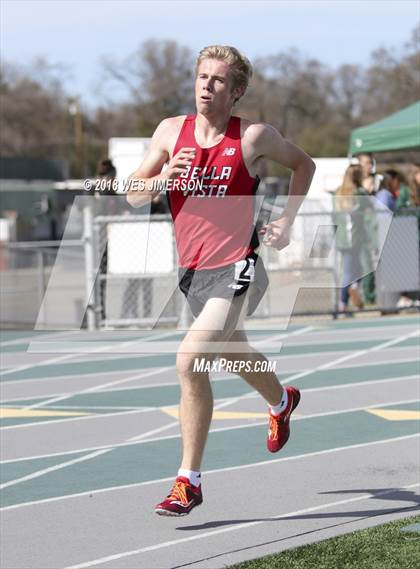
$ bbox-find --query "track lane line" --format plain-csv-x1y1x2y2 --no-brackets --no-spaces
1,432,419,512
0,376,417,464
1,371,418,431
63,482,420,569
2,373,419,409
207,329,420,411
0,330,82,348
0,329,184,378
2,326,313,412
1,396,418,483
1,328,417,491
1,351,417,399
2,390,419,464
102,327,420,442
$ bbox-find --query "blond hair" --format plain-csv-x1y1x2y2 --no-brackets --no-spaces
196,45,252,101
336,165,363,210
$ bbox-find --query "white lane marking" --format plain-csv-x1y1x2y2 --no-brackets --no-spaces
1,328,417,488
1,394,418,470
1,404,150,411
294,374,420,394
22,366,173,411
2,372,419,435
0,407,159,431
3,373,420,464
125,327,313,443
252,326,315,345
0,329,182,378
0,327,316,486
1,372,419,432
0,448,111,490
0,330,81,348
1,318,412,351
211,329,420,410
127,326,419,427
272,326,419,347
234,372,420,402
281,328,420,385
1,432,418,513
12,332,312,411
3,326,314,410
1,326,316,410
0,388,252,487
64,481,420,569
1,318,416,352
2,352,418,401
0,326,312,380
0,325,311,378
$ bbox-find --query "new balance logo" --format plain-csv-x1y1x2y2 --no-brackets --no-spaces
222,147,236,156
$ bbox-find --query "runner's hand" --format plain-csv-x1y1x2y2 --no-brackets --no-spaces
259,216,292,251
165,148,196,180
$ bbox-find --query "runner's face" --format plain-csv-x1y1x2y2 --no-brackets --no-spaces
195,59,238,114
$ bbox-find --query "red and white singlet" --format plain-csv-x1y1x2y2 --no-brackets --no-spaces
167,115,260,270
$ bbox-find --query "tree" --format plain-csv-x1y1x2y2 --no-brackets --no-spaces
0,58,72,159
100,39,195,135
360,24,420,123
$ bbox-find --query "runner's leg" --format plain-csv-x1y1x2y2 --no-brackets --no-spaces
176,295,248,471
219,329,284,406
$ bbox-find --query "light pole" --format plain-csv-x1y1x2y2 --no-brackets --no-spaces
68,97,84,177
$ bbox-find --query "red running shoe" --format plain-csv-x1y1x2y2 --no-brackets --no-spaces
267,386,301,453
155,476,203,516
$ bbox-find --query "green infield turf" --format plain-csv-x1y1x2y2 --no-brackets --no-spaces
228,514,420,569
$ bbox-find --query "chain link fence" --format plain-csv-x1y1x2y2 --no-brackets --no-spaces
94,213,181,328
91,201,419,327
1,199,418,329
0,240,85,327
93,209,338,328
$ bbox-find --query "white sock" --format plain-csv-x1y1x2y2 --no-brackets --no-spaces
270,388,288,416
178,469,201,487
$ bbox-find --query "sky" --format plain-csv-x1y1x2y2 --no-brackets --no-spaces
1,0,419,108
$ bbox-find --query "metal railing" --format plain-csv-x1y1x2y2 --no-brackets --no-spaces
1,202,419,329
0,240,84,327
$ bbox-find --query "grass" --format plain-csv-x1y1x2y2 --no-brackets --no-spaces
228,515,420,569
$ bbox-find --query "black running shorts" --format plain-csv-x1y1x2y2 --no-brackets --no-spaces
178,251,269,318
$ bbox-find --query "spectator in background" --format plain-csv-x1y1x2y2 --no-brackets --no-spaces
376,169,403,212
398,163,420,210
334,164,369,314
361,173,376,195
391,169,410,211
360,173,378,304
96,159,116,182
357,153,382,192
358,153,375,178
357,153,382,304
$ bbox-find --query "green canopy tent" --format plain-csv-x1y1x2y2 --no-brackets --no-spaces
349,101,420,156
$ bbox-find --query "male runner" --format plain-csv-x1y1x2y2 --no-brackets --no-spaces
127,45,315,516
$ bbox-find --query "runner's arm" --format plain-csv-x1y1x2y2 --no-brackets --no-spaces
126,120,171,208
255,124,316,222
